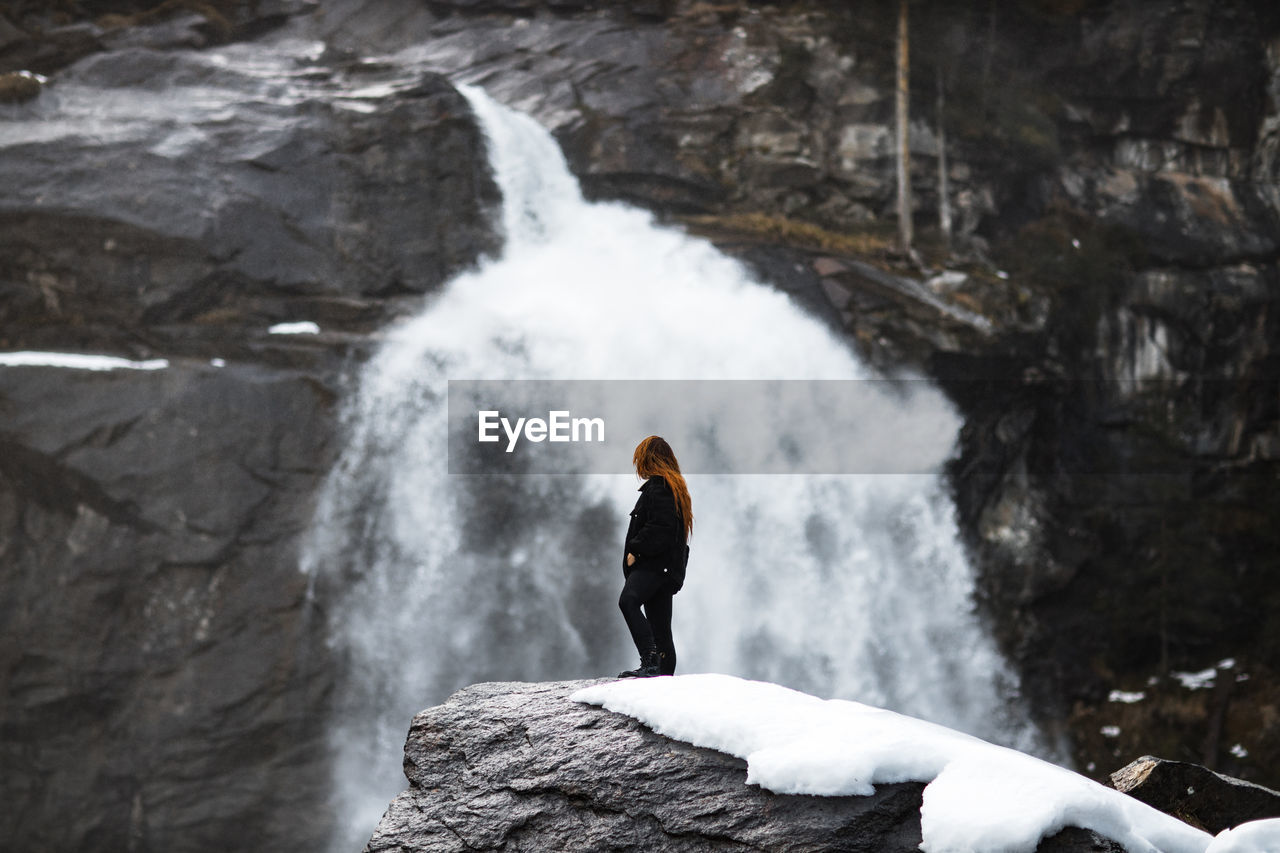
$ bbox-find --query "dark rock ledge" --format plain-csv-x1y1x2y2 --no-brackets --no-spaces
364,680,1122,853
1110,756,1280,835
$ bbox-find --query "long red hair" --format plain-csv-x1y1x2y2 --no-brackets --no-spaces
633,435,693,539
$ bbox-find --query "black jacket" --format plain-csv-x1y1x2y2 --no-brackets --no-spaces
623,476,687,589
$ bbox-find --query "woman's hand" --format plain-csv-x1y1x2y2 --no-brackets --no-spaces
626,552,636,567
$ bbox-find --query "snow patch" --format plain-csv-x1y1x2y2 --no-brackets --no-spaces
1207,819,1280,853
9,69,47,85
0,351,169,371
268,321,321,335
1172,667,1219,690
1109,690,1146,704
926,270,968,292
573,674,1213,853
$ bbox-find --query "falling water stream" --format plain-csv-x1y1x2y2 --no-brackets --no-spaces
302,86,1051,851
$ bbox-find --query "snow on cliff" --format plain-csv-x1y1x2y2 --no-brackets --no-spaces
0,351,168,370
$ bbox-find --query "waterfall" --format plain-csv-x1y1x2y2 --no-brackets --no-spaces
302,85,1052,852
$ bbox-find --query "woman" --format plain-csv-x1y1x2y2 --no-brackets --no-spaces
617,435,693,678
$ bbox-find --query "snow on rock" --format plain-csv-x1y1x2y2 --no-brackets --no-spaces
1172,660,1238,691
267,321,321,335
1207,819,1280,852
367,679,940,853
1173,667,1221,690
1109,690,1146,704
572,674,1214,853
0,351,169,371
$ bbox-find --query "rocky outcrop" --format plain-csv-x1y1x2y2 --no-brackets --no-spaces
0,0,317,76
1110,756,1280,835
0,38,499,358
366,679,1123,853
0,11,500,851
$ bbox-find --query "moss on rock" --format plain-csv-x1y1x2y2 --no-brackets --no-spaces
0,69,42,102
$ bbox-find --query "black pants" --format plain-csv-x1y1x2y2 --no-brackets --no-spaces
618,569,677,675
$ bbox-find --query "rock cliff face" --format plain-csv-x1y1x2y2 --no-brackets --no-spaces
0,12,497,850
0,358,337,851
2,0,1279,849
365,679,1122,853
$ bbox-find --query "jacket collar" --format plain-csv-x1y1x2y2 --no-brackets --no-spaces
639,475,666,492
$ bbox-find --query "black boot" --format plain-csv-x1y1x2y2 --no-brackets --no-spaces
659,649,676,676
617,647,661,678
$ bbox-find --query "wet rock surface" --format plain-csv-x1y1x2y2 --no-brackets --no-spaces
366,679,1124,853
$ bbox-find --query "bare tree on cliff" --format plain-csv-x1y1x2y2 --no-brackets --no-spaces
936,63,952,253
895,0,921,267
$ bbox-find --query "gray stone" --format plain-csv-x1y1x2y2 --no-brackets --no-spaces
0,43,499,356
821,277,853,311
0,358,339,852
99,13,210,51
0,13,24,53
366,680,1129,853
0,0,317,75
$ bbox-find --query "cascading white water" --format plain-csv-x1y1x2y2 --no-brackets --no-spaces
303,86,1053,852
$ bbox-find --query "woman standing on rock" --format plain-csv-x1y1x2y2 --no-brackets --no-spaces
617,436,693,678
